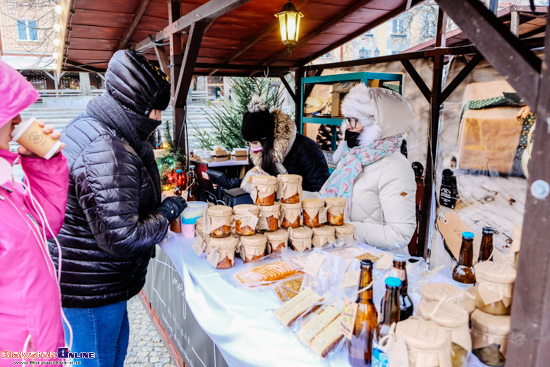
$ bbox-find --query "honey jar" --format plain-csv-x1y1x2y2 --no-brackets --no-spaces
208,235,238,269
334,223,356,243
474,262,516,315
288,226,313,252
207,205,233,238
277,174,302,204
302,198,326,228
251,175,277,206
265,229,289,254
471,309,510,358
239,233,267,263
396,318,452,367
420,282,476,315
324,197,346,226
258,203,280,232
233,204,259,236
280,202,301,229
311,225,336,248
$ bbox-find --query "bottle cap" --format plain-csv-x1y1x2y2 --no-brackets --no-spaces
385,277,402,288
482,227,494,234
361,259,373,267
393,254,407,262
176,169,183,173
462,231,474,239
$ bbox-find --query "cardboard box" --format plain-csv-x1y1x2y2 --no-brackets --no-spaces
212,156,229,162
212,149,229,162
232,155,248,161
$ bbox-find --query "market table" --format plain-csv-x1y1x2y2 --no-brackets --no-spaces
143,232,490,367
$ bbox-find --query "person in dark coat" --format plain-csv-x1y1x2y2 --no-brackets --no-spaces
241,96,329,191
49,49,186,366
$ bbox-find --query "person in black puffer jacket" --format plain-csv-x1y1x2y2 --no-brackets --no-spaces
49,49,186,365
241,95,329,191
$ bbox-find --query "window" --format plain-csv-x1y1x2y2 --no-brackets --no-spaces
17,20,38,41
392,19,404,35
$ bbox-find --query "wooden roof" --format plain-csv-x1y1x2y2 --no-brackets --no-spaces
61,0,422,75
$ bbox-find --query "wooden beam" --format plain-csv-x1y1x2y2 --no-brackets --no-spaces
507,17,550,367
175,21,208,108
295,67,304,131
439,53,483,103
279,74,297,103
64,59,105,74
510,9,520,36
195,63,290,72
435,9,447,48
118,0,151,50
154,45,170,76
134,0,253,53
401,59,432,103
168,0,185,152
435,0,541,109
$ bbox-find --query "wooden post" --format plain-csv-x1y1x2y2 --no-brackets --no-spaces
294,67,303,132
168,0,185,152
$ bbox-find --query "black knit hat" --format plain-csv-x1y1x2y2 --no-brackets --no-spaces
241,96,275,142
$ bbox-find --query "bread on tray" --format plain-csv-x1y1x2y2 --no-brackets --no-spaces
274,288,323,327
297,306,340,346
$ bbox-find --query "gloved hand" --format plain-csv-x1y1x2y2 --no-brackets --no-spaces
156,196,187,223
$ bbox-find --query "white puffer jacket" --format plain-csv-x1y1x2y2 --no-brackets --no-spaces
322,86,417,249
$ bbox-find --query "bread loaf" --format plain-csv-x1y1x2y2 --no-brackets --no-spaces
310,315,344,357
297,306,340,346
274,288,323,327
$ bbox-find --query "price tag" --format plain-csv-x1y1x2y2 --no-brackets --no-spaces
206,251,220,268
341,270,361,289
375,254,393,270
341,297,358,341
192,237,206,256
303,252,326,276
388,334,409,367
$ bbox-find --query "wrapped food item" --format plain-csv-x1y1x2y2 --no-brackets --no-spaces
233,204,259,236
396,318,452,367
277,174,303,204
265,229,289,254
207,205,233,238
258,203,280,232
274,288,323,327
474,262,516,315
302,198,326,228
421,282,476,315
239,233,267,263
251,175,278,206
273,275,303,302
471,309,510,358
281,202,301,229
237,260,300,283
324,197,346,226
334,223,356,243
311,225,336,248
289,226,313,252
195,216,205,238
208,235,238,269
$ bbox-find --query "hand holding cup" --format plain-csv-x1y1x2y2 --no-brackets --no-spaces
12,118,65,159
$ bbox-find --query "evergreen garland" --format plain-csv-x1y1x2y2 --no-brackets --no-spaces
156,121,186,189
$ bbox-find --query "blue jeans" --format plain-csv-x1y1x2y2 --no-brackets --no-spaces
62,300,129,367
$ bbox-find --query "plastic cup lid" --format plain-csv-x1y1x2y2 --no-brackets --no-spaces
385,277,402,287
10,116,36,142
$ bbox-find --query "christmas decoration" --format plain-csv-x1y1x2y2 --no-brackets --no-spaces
156,121,187,191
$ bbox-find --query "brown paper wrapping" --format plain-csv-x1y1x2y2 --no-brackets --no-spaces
289,227,313,252
421,283,476,315
334,223,356,242
476,278,513,309
312,225,336,248
192,235,207,255
470,309,510,355
302,199,326,224
233,204,259,231
281,202,302,224
258,203,280,231
324,197,346,223
277,174,303,202
239,234,267,261
251,175,277,202
207,205,233,234
474,262,516,309
396,318,452,367
209,236,238,267
195,217,205,237
265,229,289,253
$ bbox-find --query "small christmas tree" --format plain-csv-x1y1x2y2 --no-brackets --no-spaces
156,121,186,190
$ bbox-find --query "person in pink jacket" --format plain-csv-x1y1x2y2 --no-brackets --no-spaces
0,60,68,366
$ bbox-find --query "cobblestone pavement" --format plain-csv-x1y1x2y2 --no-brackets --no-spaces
124,296,176,367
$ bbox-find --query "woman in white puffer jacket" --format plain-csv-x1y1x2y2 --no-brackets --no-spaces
320,83,416,250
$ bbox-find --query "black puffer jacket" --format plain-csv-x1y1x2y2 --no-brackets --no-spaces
49,50,171,308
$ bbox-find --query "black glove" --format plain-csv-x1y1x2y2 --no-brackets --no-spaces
156,196,187,223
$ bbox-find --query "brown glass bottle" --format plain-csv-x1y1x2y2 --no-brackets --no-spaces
174,169,186,197
349,260,378,367
391,254,413,321
452,232,476,284
372,277,401,367
478,227,494,263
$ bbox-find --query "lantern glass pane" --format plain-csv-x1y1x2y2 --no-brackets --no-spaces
287,13,297,41
295,15,301,42
278,15,287,42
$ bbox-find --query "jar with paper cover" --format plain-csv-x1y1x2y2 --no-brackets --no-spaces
233,204,259,236
281,202,301,229
251,175,277,206
324,197,346,226
288,226,313,252
207,205,233,238
312,225,336,248
277,174,302,204
265,229,289,254
239,234,267,263
302,198,326,228
208,235,238,269
420,283,476,315
474,262,516,315
470,309,510,361
335,223,356,243
258,203,280,232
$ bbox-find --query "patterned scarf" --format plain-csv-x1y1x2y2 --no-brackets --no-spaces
320,135,403,217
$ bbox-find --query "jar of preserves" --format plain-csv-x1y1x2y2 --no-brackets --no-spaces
207,205,233,238
258,203,280,232
251,175,278,206
238,233,267,263
288,226,313,252
277,174,302,204
302,198,326,228
280,202,301,229
471,309,510,359
208,235,238,269
474,262,516,315
265,229,289,254
420,283,476,315
334,223,356,243
311,225,336,248
195,216,205,238
233,204,259,236
396,318,452,367
324,197,346,226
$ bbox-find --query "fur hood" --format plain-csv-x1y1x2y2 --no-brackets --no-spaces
249,109,296,172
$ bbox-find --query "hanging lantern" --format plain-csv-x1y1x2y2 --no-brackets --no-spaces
275,0,303,50
359,47,368,59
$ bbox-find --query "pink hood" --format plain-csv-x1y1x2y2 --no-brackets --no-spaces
0,59,39,128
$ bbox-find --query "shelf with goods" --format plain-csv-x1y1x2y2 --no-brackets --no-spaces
300,72,404,171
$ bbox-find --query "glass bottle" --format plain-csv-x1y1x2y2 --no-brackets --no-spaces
452,232,476,284
349,260,378,367
187,165,199,202
174,169,185,197
372,277,401,367
440,169,458,209
390,254,413,321
478,227,494,263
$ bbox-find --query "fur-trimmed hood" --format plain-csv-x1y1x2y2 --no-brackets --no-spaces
249,109,296,172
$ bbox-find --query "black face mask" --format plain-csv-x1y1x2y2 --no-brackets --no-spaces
345,130,361,148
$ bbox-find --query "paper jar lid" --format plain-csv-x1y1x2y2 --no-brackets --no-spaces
324,197,346,207
334,223,356,235
281,202,302,210
260,202,280,214
474,262,517,284
417,300,469,328
421,283,463,301
396,318,450,350
240,233,267,248
251,175,278,185
470,309,511,336
290,226,313,239
312,225,336,236
210,235,238,250
302,198,325,209
277,174,302,183
233,204,259,216
207,205,233,216
265,229,289,241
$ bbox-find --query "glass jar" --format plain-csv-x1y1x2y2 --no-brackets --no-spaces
281,203,301,229
334,223,356,243
312,225,336,248
324,197,346,226
195,216,205,238
471,309,510,359
258,203,280,232
208,235,238,269
265,229,289,254
288,226,313,252
233,204,259,236
302,198,325,228
396,318,452,367
239,234,267,263
207,205,233,238
420,282,476,315
251,175,277,206
277,174,302,204
474,262,516,315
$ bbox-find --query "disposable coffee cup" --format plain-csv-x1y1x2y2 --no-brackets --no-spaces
11,117,62,160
